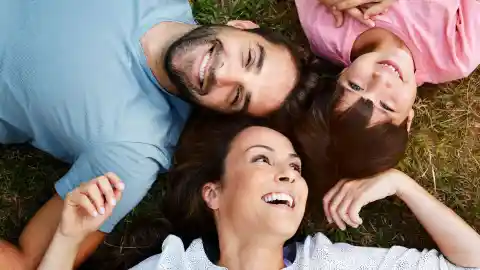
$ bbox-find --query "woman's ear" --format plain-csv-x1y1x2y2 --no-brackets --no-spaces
202,182,221,210
226,20,259,30
407,109,415,133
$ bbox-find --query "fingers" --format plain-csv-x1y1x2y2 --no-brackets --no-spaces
332,9,345,27
328,184,349,230
323,179,347,224
67,173,124,217
346,8,375,27
348,195,366,225
334,0,375,11
105,172,125,192
364,2,390,19
96,175,117,207
83,182,106,215
337,194,360,228
324,180,365,230
67,191,99,217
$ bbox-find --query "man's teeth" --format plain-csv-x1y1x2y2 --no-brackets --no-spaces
262,193,294,208
199,53,211,84
382,64,400,78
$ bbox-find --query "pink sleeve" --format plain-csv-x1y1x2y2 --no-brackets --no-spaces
294,0,360,66
457,0,480,77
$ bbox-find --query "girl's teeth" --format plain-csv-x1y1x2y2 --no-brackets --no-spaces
382,64,400,78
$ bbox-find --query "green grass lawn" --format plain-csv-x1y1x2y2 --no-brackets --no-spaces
1,0,479,269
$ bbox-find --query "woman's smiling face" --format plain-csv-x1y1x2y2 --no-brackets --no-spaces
203,126,308,239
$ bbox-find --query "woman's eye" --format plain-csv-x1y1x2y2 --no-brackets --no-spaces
348,81,363,91
252,155,270,164
380,101,395,112
290,163,301,173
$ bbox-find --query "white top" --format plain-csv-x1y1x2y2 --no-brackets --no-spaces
131,233,475,270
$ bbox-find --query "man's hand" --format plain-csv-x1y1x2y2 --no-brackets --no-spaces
59,173,124,239
323,169,407,230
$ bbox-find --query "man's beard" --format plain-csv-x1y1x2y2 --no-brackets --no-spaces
164,25,219,103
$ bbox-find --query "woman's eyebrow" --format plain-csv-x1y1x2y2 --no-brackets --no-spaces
245,144,274,152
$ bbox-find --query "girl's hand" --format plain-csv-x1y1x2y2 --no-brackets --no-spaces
323,169,407,230
59,173,125,239
320,0,395,27
327,0,396,18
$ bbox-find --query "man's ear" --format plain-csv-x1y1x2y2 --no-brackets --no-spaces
406,109,415,133
226,20,259,30
202,182,221,210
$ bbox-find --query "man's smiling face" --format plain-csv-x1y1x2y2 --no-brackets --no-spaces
165,25,299,116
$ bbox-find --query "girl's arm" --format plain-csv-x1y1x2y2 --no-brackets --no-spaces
323,169,480,268
38,173,124,270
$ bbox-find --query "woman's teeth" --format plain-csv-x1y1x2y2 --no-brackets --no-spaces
262,192,294,208
199,52,211,85
382,63,401,78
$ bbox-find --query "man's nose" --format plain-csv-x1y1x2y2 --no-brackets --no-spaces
214,61,243,87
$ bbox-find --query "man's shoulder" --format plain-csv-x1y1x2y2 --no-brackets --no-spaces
138,0,196,26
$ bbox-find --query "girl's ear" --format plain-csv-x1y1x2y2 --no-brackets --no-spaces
407,109,415,133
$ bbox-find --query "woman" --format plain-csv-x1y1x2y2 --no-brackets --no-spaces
39,115,480,269
292,0,480,178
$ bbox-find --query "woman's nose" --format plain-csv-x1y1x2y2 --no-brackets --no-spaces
276,171,295,183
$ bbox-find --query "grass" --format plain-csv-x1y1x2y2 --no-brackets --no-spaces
1,0,479,268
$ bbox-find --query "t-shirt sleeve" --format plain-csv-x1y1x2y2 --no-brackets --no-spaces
294,0,360,66
55,142,165,233
306,233,471,270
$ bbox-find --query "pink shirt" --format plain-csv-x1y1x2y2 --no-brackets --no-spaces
295,0,480,85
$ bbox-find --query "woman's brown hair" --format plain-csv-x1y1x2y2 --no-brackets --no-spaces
163,110,269,243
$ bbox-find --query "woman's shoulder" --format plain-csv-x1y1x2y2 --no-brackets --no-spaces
129,235,187,269
130,235,223,270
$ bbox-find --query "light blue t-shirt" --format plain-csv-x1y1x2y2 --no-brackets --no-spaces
0,0,194,232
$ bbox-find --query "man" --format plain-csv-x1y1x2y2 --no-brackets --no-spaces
0,0,301,268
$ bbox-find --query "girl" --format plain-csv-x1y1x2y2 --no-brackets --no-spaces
295,0,480,127
39,115,480,269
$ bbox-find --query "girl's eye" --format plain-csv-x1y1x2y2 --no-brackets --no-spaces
380,101,395,112
247,49,253,67
252,155,270,165
231,87,242,106
348,81,363,91
290,163,301,173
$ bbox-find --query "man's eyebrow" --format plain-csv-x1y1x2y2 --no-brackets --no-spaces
256,43,265,74
245,144,274,152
